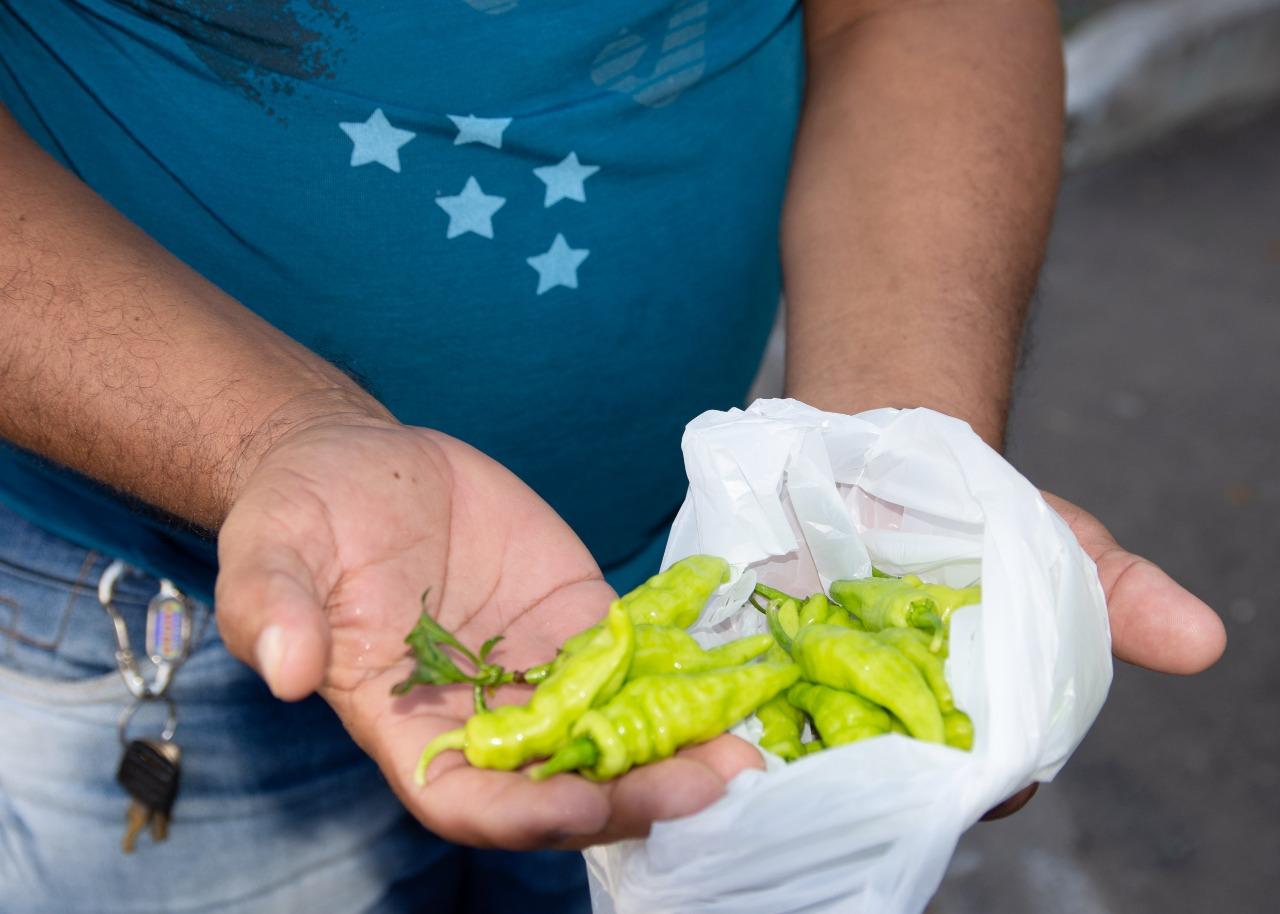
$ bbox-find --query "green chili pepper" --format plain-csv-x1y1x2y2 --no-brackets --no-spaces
753,585,866,630
525,625,772,684
619,554,729,628
631,627,774,677
786,681,892,748
904,576,982,623
771,620,945,744
703,633,777,666
413,600,635,783
803,739,825,755
776,598,801,639
798,593,831,628
756,693,806,761
874,627,956,714
828,577,945,651
822,604,866,630
520,555,730,685
530,662,801,781
557,626,602,658
755,639,806,760
943,710,974,751
797,596,866,631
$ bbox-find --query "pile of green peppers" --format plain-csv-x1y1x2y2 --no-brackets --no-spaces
752,573,979,759
394,556,979,786
398,555,798,784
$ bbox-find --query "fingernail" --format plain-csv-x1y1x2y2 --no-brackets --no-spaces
255,625,285,695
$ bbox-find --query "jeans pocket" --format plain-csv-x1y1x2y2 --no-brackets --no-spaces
0,659,125,706
0,504,209,695
0,567,128,706
0,554,121,685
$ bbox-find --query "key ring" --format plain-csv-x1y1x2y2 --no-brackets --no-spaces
98,560,192,700
118,696,179,748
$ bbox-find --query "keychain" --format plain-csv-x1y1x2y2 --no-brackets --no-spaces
98,560,193,853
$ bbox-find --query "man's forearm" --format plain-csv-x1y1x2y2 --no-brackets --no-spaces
0,105,389,528
783,0,1064,447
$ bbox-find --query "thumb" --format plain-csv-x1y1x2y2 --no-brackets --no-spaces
215,530,332,701
1042,491,1227,675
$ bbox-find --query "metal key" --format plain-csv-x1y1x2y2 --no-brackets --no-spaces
122,800,151,854
117,737,182,853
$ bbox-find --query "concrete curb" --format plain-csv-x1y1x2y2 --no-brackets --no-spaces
1065,0,1280,168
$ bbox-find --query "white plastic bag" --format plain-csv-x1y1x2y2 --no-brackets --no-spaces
584,400,1112,914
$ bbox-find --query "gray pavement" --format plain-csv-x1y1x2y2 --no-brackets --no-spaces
932,106,1280,912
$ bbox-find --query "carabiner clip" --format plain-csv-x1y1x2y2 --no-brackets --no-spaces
98,560,192,700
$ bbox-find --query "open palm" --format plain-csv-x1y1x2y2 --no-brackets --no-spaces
214,420,759,849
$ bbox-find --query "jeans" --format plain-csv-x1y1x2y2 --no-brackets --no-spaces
0,503,590,914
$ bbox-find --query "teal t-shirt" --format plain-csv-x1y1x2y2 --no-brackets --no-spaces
0,0,802,600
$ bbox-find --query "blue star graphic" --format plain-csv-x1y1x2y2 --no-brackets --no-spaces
447,114,513,149
532,152,600,207
435,177,507,240
526,234,590,295
339,108,416,173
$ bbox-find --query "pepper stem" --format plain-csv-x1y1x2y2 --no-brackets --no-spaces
529,738,599,781
753,583,799,604
909,605,946,653
765,603,796,657
393,595,517,703
415,728,466,786
520,663,552,685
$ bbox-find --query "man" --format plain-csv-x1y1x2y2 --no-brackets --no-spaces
0,1,1225,912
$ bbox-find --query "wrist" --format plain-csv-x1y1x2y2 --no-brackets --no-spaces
221,386,395,522
785,382,1008,453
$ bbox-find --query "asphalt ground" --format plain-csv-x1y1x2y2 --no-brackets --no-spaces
931,105,1280,913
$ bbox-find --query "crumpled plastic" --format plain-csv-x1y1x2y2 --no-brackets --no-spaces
584,400,1112,914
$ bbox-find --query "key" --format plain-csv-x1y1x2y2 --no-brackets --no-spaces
121,800,151,854
116,738,182,853
150,809,170,842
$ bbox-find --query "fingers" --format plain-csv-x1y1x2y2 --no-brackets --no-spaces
678,733,767,782
395,731,764,851
1042,492,1227,674
553,756,728,850
418,765,612,851
553,735,764,850
216,524,332,701
372,707,613,852
400,748,740,851
980,782,1039,821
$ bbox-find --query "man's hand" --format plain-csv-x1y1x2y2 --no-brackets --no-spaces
980,490,1226,821
215,419,761,850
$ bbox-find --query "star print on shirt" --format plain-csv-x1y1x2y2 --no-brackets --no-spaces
526,234,589,295
435,177,507,239
447,114,513,149
339,108,416,173
532,152,600,207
